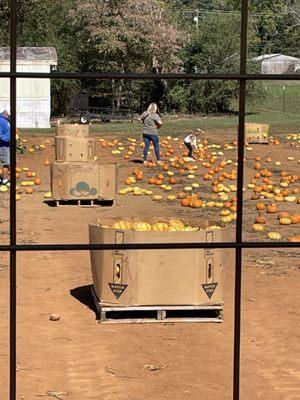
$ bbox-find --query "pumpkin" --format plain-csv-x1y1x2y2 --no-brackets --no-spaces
167,195,176,201
177,192,186,199
25,187,34,194
256,203,266,211
193,199,203,208
252,224,265,232
152,222,169,232
148,177,156,185
44,192,52,198
285,195,297,203
278,212,289,219
266,204,277,213
220,210,231,216
118,189,127,195
290,215,300,224
153,195,162,201
206,225,222,231
288,235,300,242
169,219,185,231
113,221,133,230
221,215,234,223
157,173,164,180
181,198,190,207
0,185,8,193
255,215,266,224
155,179,163,186
133,222,151,232
279,217,291,225
34,177,41,185
169,177,176,185
15,194,21,201
267,231,282,240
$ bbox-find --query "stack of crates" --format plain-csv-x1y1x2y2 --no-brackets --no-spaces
50,124,117,202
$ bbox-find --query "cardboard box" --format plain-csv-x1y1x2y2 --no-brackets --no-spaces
55,136,95,163
89,219,233,307
50,162,117,200
245,123,269,143
55,124,89,137
51,162,99,200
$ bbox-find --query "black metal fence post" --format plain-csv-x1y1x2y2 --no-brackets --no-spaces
3,2,300,400
9,1,17,399
234,1,248,399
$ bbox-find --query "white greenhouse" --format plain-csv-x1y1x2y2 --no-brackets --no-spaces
0,47,57,128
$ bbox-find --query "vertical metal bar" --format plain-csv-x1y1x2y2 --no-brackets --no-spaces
9,1,17,400
234,1,248,400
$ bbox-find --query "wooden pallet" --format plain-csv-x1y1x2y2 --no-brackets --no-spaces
91,287,223,324
45,198,114,207
247,140,269,144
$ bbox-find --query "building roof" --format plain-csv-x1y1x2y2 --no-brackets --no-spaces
253,53,300,62
0,47,57,64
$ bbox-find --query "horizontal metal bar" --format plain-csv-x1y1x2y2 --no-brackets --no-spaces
0,72,299,80
0,241,299,252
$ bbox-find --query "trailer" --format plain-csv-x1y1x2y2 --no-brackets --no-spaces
68,93,134,124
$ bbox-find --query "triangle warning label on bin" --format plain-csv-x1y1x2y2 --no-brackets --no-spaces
109,283,128,299
201,283,218,299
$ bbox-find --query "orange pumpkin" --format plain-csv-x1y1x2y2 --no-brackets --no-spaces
266,204,277,214
34,177,41,185
255,214,266,224
148,177,156,184
181,198,190,207
177,192,186,199
256,203,266,211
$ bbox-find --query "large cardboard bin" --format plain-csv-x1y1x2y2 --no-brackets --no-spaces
245,123,269,143
51,162,117,200
89,219,232,306
55,124,89,138
55,136,95,163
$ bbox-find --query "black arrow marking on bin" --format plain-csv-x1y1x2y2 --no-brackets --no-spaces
201,283,218,299
109,283,128,299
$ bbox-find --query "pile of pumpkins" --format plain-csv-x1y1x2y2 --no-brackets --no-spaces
110,219,222,232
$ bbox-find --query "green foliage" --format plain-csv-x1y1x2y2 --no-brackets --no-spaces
0,0,299,115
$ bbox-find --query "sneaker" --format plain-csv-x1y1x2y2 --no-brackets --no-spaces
157,160,164,166
143,161,148,166
2,178,9,184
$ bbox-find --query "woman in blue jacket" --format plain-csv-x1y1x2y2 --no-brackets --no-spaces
0,110,11,184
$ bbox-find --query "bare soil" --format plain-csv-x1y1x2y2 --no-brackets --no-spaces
0,128,299,400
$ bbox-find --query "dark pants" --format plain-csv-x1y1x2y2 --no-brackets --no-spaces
184,141,193,157
143,134,160,161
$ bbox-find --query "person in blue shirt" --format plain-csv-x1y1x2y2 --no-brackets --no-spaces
0,110,11,184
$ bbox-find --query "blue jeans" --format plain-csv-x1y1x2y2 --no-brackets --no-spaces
143,134,160,161
0,146,10,166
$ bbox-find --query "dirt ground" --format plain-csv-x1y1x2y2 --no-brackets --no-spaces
0,128,299,400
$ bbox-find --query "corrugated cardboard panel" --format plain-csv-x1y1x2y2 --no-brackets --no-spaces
98,164,117,200
55,124,89,138
51,162,99,200
89,219,232,306
55,136,95,163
